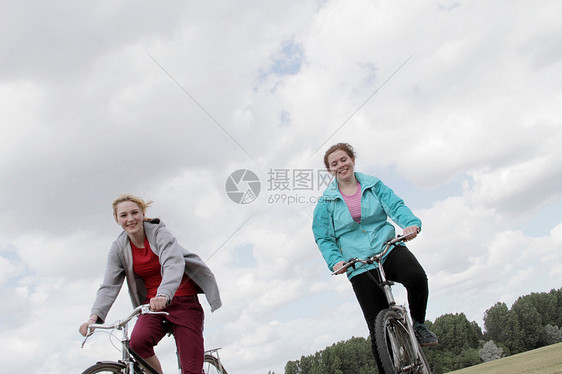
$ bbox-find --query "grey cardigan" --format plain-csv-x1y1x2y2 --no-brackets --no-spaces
91,219,222,322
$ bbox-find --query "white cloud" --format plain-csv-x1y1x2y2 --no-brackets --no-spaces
1,0,561,373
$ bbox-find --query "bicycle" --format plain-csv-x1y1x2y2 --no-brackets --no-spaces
81,304,227,374
333,233,431,374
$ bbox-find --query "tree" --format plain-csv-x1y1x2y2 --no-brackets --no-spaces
431,313,481,354
479,340,504,362
502,309,526,354
550,288,562,326
285,359,300,374
523,292,559,326
423,313,481,373
483,302,509,343
483,302,526,354
511,296,543,350
542,324,562,345
284,336,377,374
284,288,562,373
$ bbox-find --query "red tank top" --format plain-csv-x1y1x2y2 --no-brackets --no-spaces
131,237,197,298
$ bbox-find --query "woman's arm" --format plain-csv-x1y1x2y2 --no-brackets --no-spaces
312,201,345,271
152,226,185,302
375,180,422,231
90,244,126,322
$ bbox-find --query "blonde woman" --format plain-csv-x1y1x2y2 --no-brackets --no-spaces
79,194,221,374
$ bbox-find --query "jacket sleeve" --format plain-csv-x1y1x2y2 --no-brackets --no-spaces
375,180,422,230
153,227,185,301
147,221,222,312
90,243,126,323
312,200,345,271
183,252,223,312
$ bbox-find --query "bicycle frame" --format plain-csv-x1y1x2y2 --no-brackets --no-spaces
370,235,427,368
115,322,160,374
335,233,430,373
82,304,167,374
82,304,227,374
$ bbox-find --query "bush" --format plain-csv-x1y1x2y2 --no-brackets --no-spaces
479,340,504,362
542,324,562,345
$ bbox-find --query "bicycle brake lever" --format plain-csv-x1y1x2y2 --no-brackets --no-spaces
331,260,357,275
81,334,91,349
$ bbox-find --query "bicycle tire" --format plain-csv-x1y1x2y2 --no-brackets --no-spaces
418,346,431,374
203,354,228,374
81,361,128,374
375,309,431,374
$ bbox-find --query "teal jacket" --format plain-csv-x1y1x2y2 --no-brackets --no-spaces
312,172,421,279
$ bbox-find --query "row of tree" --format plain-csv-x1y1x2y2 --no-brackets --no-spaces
280,287,562,374
483,288,562,354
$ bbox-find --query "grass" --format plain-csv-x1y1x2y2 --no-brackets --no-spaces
447,342,562,374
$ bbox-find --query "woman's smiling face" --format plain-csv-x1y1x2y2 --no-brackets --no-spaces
115,200,145,237
327,149,355,182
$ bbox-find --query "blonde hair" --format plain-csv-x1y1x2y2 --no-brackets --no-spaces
112,194,153,221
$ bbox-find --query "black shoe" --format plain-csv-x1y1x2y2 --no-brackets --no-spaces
414,321,438,347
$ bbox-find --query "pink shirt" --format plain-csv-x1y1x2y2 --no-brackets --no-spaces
340,183,362,223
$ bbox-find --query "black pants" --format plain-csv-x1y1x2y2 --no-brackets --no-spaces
350,245,429,372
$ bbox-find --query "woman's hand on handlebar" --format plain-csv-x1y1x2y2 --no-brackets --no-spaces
150,295,169,311
332,260,348,275
402,226,420,241
79,315,98,336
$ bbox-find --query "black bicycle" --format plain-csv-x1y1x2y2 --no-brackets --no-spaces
81,304,227,373
334,234,431,374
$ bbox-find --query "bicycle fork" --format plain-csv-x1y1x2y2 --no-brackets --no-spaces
118,323,136,373
118,324,152,374
379,259,428,373
377,257,396,307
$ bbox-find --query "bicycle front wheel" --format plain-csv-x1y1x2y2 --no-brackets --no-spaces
375,309,431,374
203,354,228,374
81,361,128,374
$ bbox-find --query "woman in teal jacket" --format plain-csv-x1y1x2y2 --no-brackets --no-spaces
312,143,437,370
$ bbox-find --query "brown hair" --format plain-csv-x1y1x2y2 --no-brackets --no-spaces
112,194,153,221
323,143,356,170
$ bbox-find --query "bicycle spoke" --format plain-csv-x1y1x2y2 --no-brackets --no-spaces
376,309,431,374
81,362,127,374
203,354,227,374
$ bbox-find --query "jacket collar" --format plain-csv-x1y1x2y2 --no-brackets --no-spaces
322,172,380,199
143,218,163,240
115,218,163,249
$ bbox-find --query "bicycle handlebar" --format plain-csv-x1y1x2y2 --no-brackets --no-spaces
87,304,169,334
332,233,415,275
387,232,415,245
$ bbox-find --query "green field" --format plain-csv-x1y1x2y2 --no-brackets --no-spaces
447,342,562,374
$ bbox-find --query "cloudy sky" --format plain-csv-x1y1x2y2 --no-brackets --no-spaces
1,1,561,373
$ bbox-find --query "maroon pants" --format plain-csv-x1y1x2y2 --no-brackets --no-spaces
130,295,205,374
